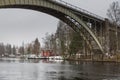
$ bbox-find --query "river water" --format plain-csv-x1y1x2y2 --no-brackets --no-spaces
0,58,120,80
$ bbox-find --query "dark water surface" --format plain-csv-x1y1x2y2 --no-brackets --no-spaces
0,58,120,80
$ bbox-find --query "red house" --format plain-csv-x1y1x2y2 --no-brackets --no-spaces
41,50,54,57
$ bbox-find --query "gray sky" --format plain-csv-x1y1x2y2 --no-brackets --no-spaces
0,0,118,47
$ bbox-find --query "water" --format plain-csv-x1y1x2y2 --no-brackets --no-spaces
0,58,120,80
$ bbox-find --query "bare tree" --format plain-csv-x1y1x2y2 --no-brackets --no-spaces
56,21,74,56
27,43,33,54
19,46,24,55
5,44,12,55
42,33,52,50
107,1,120,24
107,1,120,53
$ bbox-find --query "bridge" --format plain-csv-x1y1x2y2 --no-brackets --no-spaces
0,0,119,55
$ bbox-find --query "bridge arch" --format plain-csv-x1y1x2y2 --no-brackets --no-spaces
0,0,104,54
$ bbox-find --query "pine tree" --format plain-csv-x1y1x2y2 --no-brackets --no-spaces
69,32,83,56
33,38,40,56
12,46,16,55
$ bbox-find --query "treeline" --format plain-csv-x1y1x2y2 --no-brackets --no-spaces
0,43,16,57
0,38,40,57
43,21,84,57
26,38,40,55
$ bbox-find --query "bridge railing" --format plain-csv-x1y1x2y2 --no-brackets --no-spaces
52,0,104,21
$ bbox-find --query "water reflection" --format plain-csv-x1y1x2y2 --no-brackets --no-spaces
0,58,120,80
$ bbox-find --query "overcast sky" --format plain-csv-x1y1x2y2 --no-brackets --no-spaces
0,0,118,47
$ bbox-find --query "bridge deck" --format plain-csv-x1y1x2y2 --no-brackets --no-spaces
50,0,105,21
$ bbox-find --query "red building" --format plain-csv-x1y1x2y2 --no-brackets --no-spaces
41,50,54,57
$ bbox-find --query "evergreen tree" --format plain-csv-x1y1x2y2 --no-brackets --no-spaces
0,43,5,56
12,46,16,55
33,38,40,55
69,32,83,56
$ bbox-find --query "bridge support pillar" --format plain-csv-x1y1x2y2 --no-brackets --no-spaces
104,19,110,54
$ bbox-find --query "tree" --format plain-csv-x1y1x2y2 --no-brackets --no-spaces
33,38,40,56
27,43,33,54
0,43,5,56
56,21,73,56
19,46,24,55
5,44,12,55
49,34,57,54
107,1,120,53
107,1,120,24
42,33,52,50
12,46,16,55
69,32,83,56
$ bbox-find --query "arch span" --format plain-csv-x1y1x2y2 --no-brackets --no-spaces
0,0,104,54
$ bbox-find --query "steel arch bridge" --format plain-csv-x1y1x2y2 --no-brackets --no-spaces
0,0,105,54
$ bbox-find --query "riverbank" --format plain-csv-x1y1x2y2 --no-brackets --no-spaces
66,58,120,63
65,55,120,63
